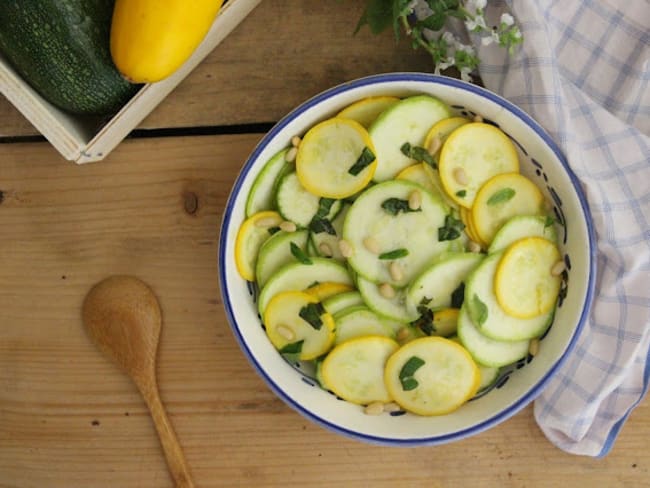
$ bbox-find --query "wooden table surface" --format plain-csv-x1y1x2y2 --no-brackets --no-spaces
0,1,647,487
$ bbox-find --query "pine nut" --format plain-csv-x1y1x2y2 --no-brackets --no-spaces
338,239,354,258
277,325,295,341
529,338,540,357
473,114,484,123
551,260,566,276
378,283,396,299
468,240,482,253
364,402,384,415
408,190,422,210
318,242,333,257
279,220,297,232
396,327,411,342
363,236,381,254
427,136,442,155
255,216,279,228
383,402,401,413
389,261,404,282
453,167,469,186
291,135,302,147
285,146,298,163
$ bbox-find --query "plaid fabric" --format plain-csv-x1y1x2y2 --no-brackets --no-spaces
473,0,650,456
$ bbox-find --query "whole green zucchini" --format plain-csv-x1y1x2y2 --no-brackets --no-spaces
0,1,140,115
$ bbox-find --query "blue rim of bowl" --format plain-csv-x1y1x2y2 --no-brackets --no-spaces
218,72,597,446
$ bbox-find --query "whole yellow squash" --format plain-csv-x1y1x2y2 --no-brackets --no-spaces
110,0,225,83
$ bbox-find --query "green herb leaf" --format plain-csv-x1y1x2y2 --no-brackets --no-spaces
354,0,394,35
438,214,465,241
279,340,304,355
487,188,516,205
455,190,467,198
299,302,326,330
315,198,336,218
381,197,422,216
268,226,281,235
348,147,376,176
472,294,488,326
290,242,312,265
410,305,435,336
451,282,465,309
400,142,437,169
379,248,409,260
544,215,556,228
309,217,336,235
399,356,425,391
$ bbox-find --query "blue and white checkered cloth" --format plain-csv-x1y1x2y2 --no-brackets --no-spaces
470,0,650,456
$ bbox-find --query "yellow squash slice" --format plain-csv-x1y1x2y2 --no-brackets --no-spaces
322,335,399,405
494,237,562,319
423,116,470,158
306,282,355,301
396,163,436,194
263,291,335,360
459,206,485,247
296,117,377,199
337,96,400,128
438,123,519,208
384,336,480,416
235,210,284,281
471,172,545,245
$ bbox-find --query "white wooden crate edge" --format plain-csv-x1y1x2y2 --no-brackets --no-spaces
0,0,262,164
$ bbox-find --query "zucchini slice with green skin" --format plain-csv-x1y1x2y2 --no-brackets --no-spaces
488,215,558,254
369,95,452,181
357,275,417,322
448,335,500,392
333,306,402,344
246,148,291,217
257,258,353,316
406,252,484,316
464,252,554,341
255,229,309,288
337,96,400,128
384,336,480,416
456,306,530,368
264,291,335,361
322,291,364,315
309,203,349,261
275,172,342,227
343,180,449,287
322,336,399,405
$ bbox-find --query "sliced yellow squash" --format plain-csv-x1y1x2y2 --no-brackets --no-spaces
235,210,284,281
296,117,377,199
384,336,480,416
459,206,485,247
306,281,354,301
432,308,460,337
321,335,399,405
471,173,545,245
423,116,470,157
337,96,400,128
494,237,562,319
438,123,519,208
396,163,436,194
263,291,335,360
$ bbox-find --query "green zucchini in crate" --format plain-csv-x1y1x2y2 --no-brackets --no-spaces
0,1,140,115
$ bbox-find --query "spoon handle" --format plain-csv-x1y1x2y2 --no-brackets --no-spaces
141,384,195,488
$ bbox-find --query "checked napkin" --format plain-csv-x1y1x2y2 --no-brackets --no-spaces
470,0,650,456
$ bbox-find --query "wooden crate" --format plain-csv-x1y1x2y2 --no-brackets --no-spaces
0,0,262,164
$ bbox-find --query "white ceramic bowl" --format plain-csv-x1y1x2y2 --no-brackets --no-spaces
219,73,596,446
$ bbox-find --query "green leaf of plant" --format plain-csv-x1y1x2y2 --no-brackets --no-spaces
309,217,336,235
400,142,437,168
299,302,326,330
381,197,422,216
399,356,425,391
355,0,394,35
451,282,465,309
544,215,556,228
455,190,467,198
348,147,376,176
290,242,312,265
472,294,488,326
279,340,304,355
410,305,435,336
438,214,465,241
487,188,516,205
379,248,409,260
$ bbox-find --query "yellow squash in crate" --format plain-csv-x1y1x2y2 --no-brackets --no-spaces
110,0,225,83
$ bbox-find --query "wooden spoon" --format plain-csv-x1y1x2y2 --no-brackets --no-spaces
82,275,194,488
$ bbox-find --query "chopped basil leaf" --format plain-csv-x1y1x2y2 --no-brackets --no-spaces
410,305,435,336
309,217,336,235
438,214,465,241
544,215,556,228
400,142,437,169
399,356,425,391
379,248,409,260
455,190,467,198
268,226,281,235
299,302,326,330
381,198,422,216
279,340,304,355
290,242,312,264
487,187,516,205
451,282,465,309
472,294,488,326
315,198,336,218
348,147,376,176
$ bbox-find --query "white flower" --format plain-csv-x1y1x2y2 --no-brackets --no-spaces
500,13,515,26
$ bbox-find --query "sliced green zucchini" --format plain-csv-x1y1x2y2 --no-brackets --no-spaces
321,291,364,316
255,229,309,288
488,215,558,254
234,211,284,282
356,274,417,322
246,148,290,217
333,306,402,344
309,203,349,261
275,172,342,227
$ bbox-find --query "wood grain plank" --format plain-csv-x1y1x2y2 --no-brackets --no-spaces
0,136,648,487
